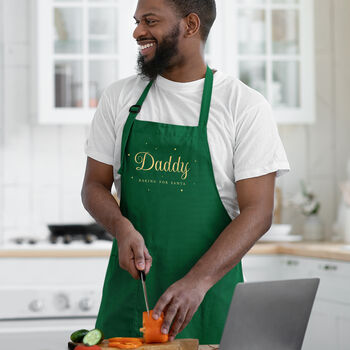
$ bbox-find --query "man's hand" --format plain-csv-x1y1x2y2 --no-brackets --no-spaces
152,276,207,341
116,221,152,279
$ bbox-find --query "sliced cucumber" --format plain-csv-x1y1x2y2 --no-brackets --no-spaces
70,329,89,343
83,329,104,346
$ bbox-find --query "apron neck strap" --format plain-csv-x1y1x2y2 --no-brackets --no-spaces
128,79,154,117
128,66,213,125
198,66,214,129
118,79,153,176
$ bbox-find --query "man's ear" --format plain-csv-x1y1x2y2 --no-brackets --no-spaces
184,13,201,38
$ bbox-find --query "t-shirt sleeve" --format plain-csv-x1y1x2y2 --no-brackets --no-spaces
233,101,290,182
85,90,116,166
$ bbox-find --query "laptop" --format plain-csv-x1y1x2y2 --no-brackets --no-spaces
219,278,320,350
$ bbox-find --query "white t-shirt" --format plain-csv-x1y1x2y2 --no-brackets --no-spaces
85,70,290,220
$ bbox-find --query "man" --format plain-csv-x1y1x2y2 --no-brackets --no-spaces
81,0,290,345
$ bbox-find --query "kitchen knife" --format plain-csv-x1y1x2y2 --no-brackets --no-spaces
139,270,150,317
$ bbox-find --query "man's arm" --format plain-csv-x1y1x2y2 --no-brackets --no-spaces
186,171,276,288
152,172,276,340
81,157,125,235
81,157,152,278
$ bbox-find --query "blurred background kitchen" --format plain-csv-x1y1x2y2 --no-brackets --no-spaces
1,0,350,349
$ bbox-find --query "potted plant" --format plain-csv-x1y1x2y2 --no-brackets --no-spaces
290,181,323,241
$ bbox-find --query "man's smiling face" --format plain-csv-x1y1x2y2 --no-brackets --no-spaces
133,0,185,79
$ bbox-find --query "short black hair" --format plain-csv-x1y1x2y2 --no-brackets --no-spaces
165,0,216,42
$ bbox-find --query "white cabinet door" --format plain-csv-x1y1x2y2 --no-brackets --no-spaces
34,0,138,124
279,255,315,280
302,299,338,350
207,0,315,124
242,254,283,281
0,257,109,285
306,258,350,305
338,315,350,350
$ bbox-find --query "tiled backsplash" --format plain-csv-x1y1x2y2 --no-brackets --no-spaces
0,0,4,244
1,0,350,243
2,124,92,241
0,0,93,242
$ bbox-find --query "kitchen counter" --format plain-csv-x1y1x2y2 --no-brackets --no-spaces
1,241,350,261
0,241,113,258
249,241,350,261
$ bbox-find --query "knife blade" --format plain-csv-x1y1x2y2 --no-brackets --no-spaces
139,270,150,318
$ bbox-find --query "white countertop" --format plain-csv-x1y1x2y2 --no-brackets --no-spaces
0,240,113,250
2,241,350,261
0,240,113,257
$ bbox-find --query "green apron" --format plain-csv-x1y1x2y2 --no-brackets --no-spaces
95,66,243,345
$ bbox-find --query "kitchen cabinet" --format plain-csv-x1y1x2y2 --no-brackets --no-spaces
242,254,313,281
302,299,338,349
210,0,315,124
32,0,138,124
338,316,350,349
304,258,350,350
242,254,350,350
33,0,314,125
0,255,109,350
241,254,283,281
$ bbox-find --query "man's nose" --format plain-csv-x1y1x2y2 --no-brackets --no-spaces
133,23,148,40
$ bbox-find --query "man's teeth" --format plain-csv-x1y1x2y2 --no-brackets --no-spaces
140,43,155,50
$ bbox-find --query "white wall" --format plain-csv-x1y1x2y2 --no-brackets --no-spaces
0,0,349,242
0,0,93,242
0,0,5,244
278,0,350,240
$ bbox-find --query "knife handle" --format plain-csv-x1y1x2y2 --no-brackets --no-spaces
139,269,146,281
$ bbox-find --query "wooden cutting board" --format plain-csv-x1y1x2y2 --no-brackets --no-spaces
73,338,199,350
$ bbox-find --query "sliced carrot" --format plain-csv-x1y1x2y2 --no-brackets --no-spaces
108,337,143,343
108,341,142,349
139,310,169,343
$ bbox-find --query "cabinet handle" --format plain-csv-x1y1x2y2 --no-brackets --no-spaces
321,264,338,271
286,260,299,266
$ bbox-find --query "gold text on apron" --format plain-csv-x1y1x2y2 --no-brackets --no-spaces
134,152,190,180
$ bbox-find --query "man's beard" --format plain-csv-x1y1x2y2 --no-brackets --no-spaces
137,23,181,80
